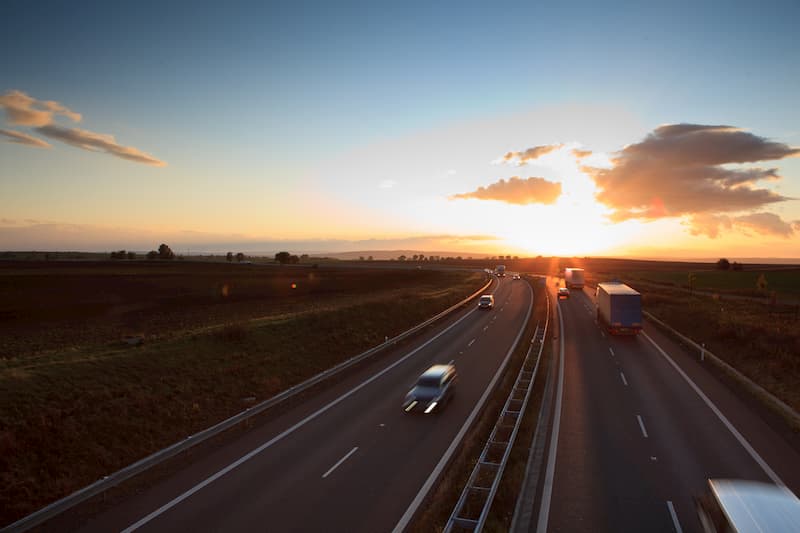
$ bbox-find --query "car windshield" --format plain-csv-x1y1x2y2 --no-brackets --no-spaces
412,385,441,400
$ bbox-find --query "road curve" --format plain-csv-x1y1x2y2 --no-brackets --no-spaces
536,280,800,532
73,275,533,533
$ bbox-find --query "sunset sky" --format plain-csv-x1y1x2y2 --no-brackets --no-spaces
2,1,799,259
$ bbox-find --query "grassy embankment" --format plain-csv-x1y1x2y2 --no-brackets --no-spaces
0,262,485,525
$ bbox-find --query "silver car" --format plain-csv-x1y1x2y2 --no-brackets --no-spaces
403,363,457,414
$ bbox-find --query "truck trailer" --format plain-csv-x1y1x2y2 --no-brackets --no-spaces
564,268,585,289
596,282,642,335
496,265,506,277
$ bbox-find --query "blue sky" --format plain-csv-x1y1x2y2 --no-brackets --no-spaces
1,0,799,257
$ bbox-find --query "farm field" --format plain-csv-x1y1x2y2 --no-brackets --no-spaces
0,261,485,526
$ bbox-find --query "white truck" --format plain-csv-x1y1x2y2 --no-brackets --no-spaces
596,282,642,335
564,268,584,289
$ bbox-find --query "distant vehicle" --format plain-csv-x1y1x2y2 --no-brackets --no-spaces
403,363,457,414
596,282,642,335
564,268,584,289
495,265,506,277
557,287,570,299
478,294,495,309
513,274,521,280
696,479,800,533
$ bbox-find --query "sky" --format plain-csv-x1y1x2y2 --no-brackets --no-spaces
1,0,799,260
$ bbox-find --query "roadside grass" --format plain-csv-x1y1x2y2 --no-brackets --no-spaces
410,277,548,532
623,268,800,298
0,265,484,526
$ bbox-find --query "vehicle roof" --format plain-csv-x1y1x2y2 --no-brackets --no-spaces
419,364,454,380
710,479,800,533
565,268,584,272
480,294,494,299
558,287,569,292
597,282,640,295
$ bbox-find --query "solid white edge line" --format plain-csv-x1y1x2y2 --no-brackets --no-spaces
121,304,482,532
666,500,683,533
392,281,534,533
468,338,475,347
322,447,358,479
536,298,564,533
609,347,615,357
620,372,628,386
637,415,649,438
642,331,785,487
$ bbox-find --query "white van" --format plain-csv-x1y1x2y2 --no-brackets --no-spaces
478,295,494,309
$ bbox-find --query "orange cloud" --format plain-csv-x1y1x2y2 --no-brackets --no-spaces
687,212,796,239
571,148,592,159
449,176,562,205
1,89,165,166
0,90,81,126
36,125,166,166
583,124,798,222
0,128,51,148
502,144,564,165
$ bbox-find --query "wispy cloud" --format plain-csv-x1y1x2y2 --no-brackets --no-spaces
0,89,165,166
0,90,81,126
583,124,798,222
36,124,166,166
449,176,562,205
501,143,564,165
571,148,592,159
687,212,797,239
0,128,51,148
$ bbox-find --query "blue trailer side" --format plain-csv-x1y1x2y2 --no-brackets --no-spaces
596,282,642,335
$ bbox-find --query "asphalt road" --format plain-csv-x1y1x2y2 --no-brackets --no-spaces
75,275,533,533
536,281,800,532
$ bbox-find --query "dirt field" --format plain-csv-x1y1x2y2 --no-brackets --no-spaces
0,261,485,526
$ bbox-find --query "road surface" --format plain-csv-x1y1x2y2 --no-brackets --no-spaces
73,275,533,533
533,280,800,532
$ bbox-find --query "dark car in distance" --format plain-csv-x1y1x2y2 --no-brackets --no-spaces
403,363,457,414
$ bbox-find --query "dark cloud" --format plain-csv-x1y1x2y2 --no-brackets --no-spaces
0,90,81,126
687,212,796,239
449,176,562,205
36,124,166,166
0,128,51,148
584,123,798,221
502,144,564,165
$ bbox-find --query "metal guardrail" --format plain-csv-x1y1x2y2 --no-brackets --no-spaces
3,275,493,533
643,310,800,427
445,286,550,532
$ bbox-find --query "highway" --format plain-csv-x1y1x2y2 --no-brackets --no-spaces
73,274,533,533
532,280,800,532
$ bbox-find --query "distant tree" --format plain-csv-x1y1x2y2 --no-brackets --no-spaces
513,255,519,260
716,258,731,270
506,255,512,260
398,255,407,261
359,256,365,261
127,251,136,260
456,256,462,261
275,251,291,264
289,254,299,264
226,252,234,262
732,261,743,271
300,254,309,261
419,254,425,261
146,250,159,260
158,243,175,260
110,250,127,260
236,252,245,262
367,255,373,261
